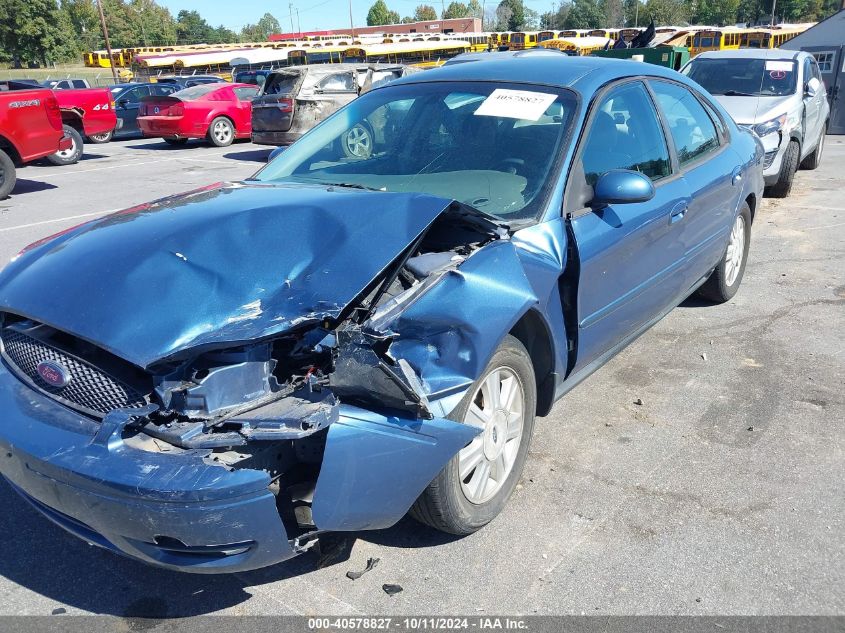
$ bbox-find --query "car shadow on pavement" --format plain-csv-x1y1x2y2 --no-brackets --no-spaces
222,148,272,163
6,179,58,196
0,479,458,616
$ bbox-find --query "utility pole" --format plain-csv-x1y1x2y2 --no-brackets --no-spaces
96,0,118,83
635,1,639,28
349,0,355,36
770,0,777,26
289,2,295,33
297,9,301,33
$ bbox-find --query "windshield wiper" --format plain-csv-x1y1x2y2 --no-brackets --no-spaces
323,182,383,192
717,90,754,96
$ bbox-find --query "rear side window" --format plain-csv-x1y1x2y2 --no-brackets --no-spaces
263,72,300,95
319,73,356,92
152,85,177,96
650,81,720,167
234,87,259,101
580,81,672,185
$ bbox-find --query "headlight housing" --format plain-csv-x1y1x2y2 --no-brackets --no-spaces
753,114,788,138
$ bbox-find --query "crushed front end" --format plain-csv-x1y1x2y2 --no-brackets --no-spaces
0,195,524,572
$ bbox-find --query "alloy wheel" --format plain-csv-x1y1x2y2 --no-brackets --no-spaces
725,214,746,287
458,367,525,505
344,124,372,158
55,137,78,160
213,120,233,144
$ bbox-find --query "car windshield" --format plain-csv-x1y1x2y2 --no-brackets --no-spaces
683,57,798,97
254,81,577,221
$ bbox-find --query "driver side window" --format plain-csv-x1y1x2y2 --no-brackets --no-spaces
580,81,672,186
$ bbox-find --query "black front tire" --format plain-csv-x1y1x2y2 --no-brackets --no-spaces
87,130,113,144
0,149,16,199
47,125,83,166
766,140,799,198
697,202,752,303
410,335,536,535
800,125,825,170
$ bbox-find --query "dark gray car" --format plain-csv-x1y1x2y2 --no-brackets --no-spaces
251,63,419,151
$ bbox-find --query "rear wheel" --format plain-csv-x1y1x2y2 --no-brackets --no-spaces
0,149,16,199
800,125,825,170
207,117,234,147
47,125,83,166
766,139,799,198
87,130,113,144
164,137,189,146
410,335,536,535
341,122,373,159
697,202,751,303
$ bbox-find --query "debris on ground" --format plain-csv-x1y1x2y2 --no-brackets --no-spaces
382,583,403,596
634,398,644,406
747,426,754,432
346,557,380,580
701,352,708,361
51,608,66,615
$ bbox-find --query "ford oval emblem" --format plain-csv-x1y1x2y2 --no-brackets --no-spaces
153,106,160,114
36,360,71,388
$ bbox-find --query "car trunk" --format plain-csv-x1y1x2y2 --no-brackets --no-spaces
139,96,184,118
252,71,304,133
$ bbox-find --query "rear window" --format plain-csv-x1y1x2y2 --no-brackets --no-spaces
262,72,301,95
172,84,222,101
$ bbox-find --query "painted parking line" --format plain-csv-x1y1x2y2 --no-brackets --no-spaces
0,210,116,233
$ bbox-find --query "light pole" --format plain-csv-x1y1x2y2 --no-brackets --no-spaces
289,2,295,33
770,0,777,26
96,0,118,83
349,0,355,36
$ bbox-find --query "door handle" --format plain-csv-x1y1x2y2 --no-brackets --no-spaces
670,203,687,224
731,168,742,186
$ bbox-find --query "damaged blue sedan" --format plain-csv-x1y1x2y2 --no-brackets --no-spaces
0,54,764,573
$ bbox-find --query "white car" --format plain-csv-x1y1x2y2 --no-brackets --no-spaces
683,49,829,197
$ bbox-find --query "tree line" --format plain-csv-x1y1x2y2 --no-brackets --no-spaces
367,0,841,30
0,0,283,67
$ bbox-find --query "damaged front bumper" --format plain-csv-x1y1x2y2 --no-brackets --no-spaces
0,363,477,573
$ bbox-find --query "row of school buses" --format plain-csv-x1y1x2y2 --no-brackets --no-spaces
82,23,814,80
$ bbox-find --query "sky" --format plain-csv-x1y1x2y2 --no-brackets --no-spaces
157,0,558,34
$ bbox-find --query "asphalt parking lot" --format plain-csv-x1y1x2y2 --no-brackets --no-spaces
0,137,842,617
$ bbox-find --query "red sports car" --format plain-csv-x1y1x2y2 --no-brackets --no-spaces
138,83,259,147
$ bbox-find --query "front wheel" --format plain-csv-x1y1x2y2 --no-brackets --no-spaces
207,117,234,147
800,125,825,170
697,202,751,303
766,139,799,198
47,125,83,166
87,130,113,144
0,149,16,199
410,335,536,535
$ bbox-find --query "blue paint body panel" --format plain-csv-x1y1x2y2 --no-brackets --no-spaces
0,55,764,573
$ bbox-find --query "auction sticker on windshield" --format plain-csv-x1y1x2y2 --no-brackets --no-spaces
474,89,557,121
765,61,793,72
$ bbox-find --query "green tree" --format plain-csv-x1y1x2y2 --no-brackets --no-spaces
241,13,281,41
496,0,526,30
367,0,393,25
643,0,688,25
564,0,604,28
623,0,647,26
388,9,401,22
467,0,483,18
175,9,214,43
443,1,470,18
413,4,438,20
600,0,626,26
0,0,66,66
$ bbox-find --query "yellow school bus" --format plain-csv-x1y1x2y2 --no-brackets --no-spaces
688,28,744,57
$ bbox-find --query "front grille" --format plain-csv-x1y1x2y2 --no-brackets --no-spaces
1,325,148,417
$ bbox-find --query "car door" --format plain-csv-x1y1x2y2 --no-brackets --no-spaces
565,80,692,371
801,56,822,151
803,46,844,134
649,79,741,293
115,85,150,137
233,86,259,134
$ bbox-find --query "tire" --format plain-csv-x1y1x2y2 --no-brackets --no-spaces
340,122,373,159
410,334,536,535
87,130,113,144
47,125,83,166
800,125,825,170
164,137,189,146
0,149,16,200
207,117,235,147
697,202,752,303
766,139,799,198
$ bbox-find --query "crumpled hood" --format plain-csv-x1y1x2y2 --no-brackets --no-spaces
0,182,453,369
714,94,794,126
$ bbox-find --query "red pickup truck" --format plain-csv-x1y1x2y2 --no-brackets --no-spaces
0,86,73,198
50,87,117,164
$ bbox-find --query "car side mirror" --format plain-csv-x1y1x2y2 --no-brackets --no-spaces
805,77,821,98
117,98,128,108
591,170,655,207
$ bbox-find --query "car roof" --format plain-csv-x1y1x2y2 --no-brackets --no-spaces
694,49,804,61
387,51,687,94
